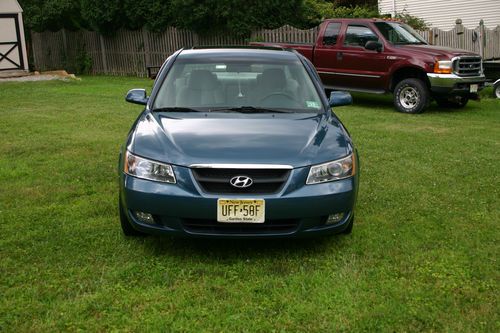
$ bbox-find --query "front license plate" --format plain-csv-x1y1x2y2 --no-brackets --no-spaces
470,84,478,93
217,199,265,223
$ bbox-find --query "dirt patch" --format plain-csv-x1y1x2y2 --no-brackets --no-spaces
0,70,79,83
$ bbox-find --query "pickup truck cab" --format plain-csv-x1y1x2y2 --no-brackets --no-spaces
253,18,486,113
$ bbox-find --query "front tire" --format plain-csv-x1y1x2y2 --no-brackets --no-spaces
119,197,146,236
494,82,500,99
393,78,430,114
342,216,354,234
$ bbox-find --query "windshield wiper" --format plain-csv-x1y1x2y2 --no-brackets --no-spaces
209,106,292,113
152,107,204,112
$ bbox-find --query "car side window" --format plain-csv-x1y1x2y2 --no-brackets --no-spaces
343,25,379,48
322,22,341,46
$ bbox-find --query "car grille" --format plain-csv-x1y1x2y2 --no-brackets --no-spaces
191,168,291,194
453,56,482,76
182,218,299,234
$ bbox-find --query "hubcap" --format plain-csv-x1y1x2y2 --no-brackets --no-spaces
399,86,420,110
495,86,500,99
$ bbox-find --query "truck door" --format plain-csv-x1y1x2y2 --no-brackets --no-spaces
313,21,343,88
335,24,391,92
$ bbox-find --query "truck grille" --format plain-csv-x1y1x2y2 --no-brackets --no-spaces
453,56,482,76
182,218,299,234
191,168,290,194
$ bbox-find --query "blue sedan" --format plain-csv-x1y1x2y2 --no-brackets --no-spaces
119,47,359,238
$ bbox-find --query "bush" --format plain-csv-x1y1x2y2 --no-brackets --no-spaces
395,11,429,30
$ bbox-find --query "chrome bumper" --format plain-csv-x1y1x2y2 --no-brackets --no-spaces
427,73,486,88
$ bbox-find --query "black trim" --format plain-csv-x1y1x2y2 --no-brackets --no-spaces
0,14,24,71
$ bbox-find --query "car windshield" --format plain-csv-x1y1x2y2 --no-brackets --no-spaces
374,22,427,45
153,56,323,113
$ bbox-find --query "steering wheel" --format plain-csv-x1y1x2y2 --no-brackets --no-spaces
258,92,301,108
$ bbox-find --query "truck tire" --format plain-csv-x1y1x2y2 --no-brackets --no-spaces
435,96,469,108
494,82,500,99
393,78,429,114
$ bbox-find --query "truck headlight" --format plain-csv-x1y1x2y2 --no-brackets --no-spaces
124,151,176,183
434,60,453,74
306,154,356,184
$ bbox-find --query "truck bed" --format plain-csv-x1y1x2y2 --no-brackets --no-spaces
250,42,314,61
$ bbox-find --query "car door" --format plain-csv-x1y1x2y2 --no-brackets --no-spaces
335,24,391,92
313,21,343,88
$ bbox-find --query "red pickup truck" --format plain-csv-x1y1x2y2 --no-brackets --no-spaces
253,18,486,113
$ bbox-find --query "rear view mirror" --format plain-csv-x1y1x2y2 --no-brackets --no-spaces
329,91,353,107
365,41,383,52
125,89,148,105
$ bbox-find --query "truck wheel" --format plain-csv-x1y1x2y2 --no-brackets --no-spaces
119,197,146,236
435,96,469,108
393,78,429,114
494,82,500,99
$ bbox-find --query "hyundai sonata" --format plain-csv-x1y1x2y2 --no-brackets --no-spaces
118,47,359,238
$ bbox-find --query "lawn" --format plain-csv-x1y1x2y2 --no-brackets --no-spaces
0,76,498,332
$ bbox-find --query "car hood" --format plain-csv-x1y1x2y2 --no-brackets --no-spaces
128,112,350,168
398,44,479,58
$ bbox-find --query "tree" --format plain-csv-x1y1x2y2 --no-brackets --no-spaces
18,0,82,31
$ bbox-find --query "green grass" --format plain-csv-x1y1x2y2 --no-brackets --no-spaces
0,77,498,332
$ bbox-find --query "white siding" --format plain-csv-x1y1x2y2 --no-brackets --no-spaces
379,0,500,29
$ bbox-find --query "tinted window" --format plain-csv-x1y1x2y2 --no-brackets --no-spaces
343,25,379,48
323,22,341,46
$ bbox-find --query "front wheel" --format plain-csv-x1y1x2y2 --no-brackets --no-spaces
393,78,430,114
119,197,146,237
494,82,500,99
342,215,354,234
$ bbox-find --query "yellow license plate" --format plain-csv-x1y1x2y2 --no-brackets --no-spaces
217,199,265,223
470,84,478,93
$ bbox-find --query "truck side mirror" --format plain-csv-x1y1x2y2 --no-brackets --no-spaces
329,91,353,107
365,41,383,52
125,89,149,105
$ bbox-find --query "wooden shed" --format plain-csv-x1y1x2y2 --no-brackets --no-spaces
0,0,29,72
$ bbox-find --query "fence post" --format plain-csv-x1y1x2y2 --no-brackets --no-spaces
31,31,37,70
479,19,485,59
99,34,108,73
62,29,68,58
142,27,150,67
455,19,464,50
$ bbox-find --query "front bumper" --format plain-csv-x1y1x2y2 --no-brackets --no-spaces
119,164,359,238
427,73,486,95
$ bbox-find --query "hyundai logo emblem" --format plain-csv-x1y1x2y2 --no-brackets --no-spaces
230,176,253,188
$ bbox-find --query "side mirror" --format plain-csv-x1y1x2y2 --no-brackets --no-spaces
329,91,353,107
125,89,148,105
365,41,383,52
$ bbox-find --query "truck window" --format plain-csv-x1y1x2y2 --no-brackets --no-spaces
374,22,427,45
343,25,379,48
322,22,341,46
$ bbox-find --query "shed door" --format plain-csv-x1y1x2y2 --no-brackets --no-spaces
0,14,24,71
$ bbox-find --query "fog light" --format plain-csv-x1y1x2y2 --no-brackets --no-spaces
134,211,155,224
326,213,345,225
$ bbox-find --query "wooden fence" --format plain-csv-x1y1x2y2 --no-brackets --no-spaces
31,22,500,77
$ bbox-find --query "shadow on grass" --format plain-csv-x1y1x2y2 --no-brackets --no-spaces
130,233,352,261
349,92,479,115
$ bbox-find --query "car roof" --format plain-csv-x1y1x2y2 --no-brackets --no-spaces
177,47,300,62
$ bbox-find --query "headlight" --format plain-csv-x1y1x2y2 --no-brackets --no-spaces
434,60,453,74
306,154,356,185
124,151,176,183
